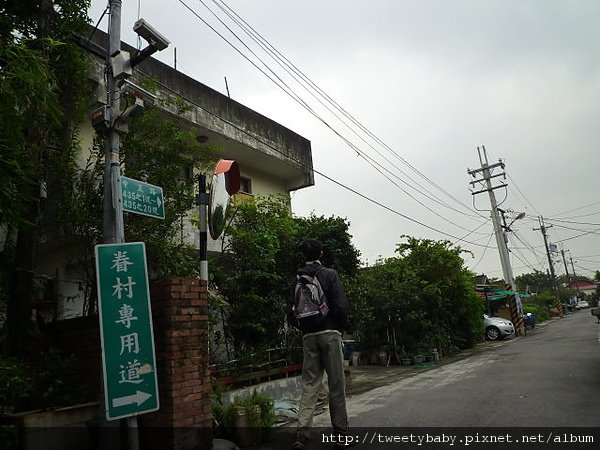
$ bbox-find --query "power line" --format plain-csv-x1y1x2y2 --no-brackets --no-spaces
532,216,600,227
551,199,600,217
573,262,598,275
452,219,492,246
469,232,495,271
179,0,487,227
206,0,484,222
510,250,539,274
506,173,539,216
543,211,600,221
555,227,600,243
133,67,498,249
211,0,485,220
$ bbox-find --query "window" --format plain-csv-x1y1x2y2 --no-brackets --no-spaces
240,177,252,194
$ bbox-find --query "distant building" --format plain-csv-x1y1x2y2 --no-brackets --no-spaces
567,280,598,296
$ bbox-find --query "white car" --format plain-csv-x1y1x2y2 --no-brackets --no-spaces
483,314,515,341
575,300,589,309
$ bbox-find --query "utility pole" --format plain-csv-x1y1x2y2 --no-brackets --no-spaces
98,2,169,449
568,250,580,298
561,246,573,308
569,252,578,280
561,246,570,283
101,2,134,449
534,216,563,315
103,0,125,246
468,146,524,334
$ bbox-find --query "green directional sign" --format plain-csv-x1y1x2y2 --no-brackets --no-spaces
121,176,165,219
95,242,159,421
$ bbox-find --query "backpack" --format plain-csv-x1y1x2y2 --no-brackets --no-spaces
292,270,329,326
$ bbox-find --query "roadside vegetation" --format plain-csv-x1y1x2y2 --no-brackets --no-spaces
4,1,597,421
211,197,484,375
515,270,596,321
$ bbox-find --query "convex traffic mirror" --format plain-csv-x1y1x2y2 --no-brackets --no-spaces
208,159,240,239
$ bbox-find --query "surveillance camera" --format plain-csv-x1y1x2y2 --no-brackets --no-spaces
120,97,145,121
113,97,145,133
119,79,157,104
133,19,170,51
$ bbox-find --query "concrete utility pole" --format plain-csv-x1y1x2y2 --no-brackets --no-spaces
102,3,135,448
568,250,581,298
534,217,557,288
561,246,570,283
468,146,524,334
92,3,170,449
569,252,578,280
534,217,563,314
103,0,125,246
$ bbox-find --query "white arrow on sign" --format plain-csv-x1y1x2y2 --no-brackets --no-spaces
112,390,153,408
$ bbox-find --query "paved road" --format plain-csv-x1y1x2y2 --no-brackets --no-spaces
315,310,600,427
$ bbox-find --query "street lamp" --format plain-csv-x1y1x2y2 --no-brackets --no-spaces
506,212,526,230
499,210,525,232
498,209,525,247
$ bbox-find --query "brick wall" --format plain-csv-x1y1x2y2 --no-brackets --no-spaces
140,277,212,449
51,278,212,450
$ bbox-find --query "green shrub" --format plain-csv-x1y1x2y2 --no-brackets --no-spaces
0,357,32,414
213,389,276,446
0,349,88,414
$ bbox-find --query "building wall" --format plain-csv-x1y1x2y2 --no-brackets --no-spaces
33,36,313,321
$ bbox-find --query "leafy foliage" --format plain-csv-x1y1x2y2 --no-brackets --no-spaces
350,236,482,355
0,0,91,357
213,389,276,445
0,348,88,414
0,0,91,230
515,270,555,294
211,195,360,352
120,106,220,279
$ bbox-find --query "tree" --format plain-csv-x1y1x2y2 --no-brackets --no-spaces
0,0,91,356
350,236,482,356
515,270,554,294
210,195,361,353
50,102,221,316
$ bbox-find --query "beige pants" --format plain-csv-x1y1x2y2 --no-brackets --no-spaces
297,331,348,438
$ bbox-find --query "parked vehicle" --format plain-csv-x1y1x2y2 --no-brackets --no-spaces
575,300,589,309
483,314,515,341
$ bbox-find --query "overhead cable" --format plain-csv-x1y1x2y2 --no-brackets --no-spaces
133,66,498,249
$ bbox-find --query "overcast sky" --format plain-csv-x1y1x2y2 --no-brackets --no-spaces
89,0,600,282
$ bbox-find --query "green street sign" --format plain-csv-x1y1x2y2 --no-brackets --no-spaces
121,176,165,219
95,242,159,421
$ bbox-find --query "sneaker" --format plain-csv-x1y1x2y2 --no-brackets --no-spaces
292,431,308,450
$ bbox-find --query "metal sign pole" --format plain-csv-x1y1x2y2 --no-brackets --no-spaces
104,2,138,449
197,174,209,282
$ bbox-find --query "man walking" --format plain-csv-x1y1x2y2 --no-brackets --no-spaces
288,239,349,449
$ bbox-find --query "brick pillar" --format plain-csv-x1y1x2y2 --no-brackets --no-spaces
140,277,211,449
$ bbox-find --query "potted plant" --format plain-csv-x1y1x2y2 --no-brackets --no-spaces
400,353,413,366
411,354,425,365
214,389,276,447
376,348,389,366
